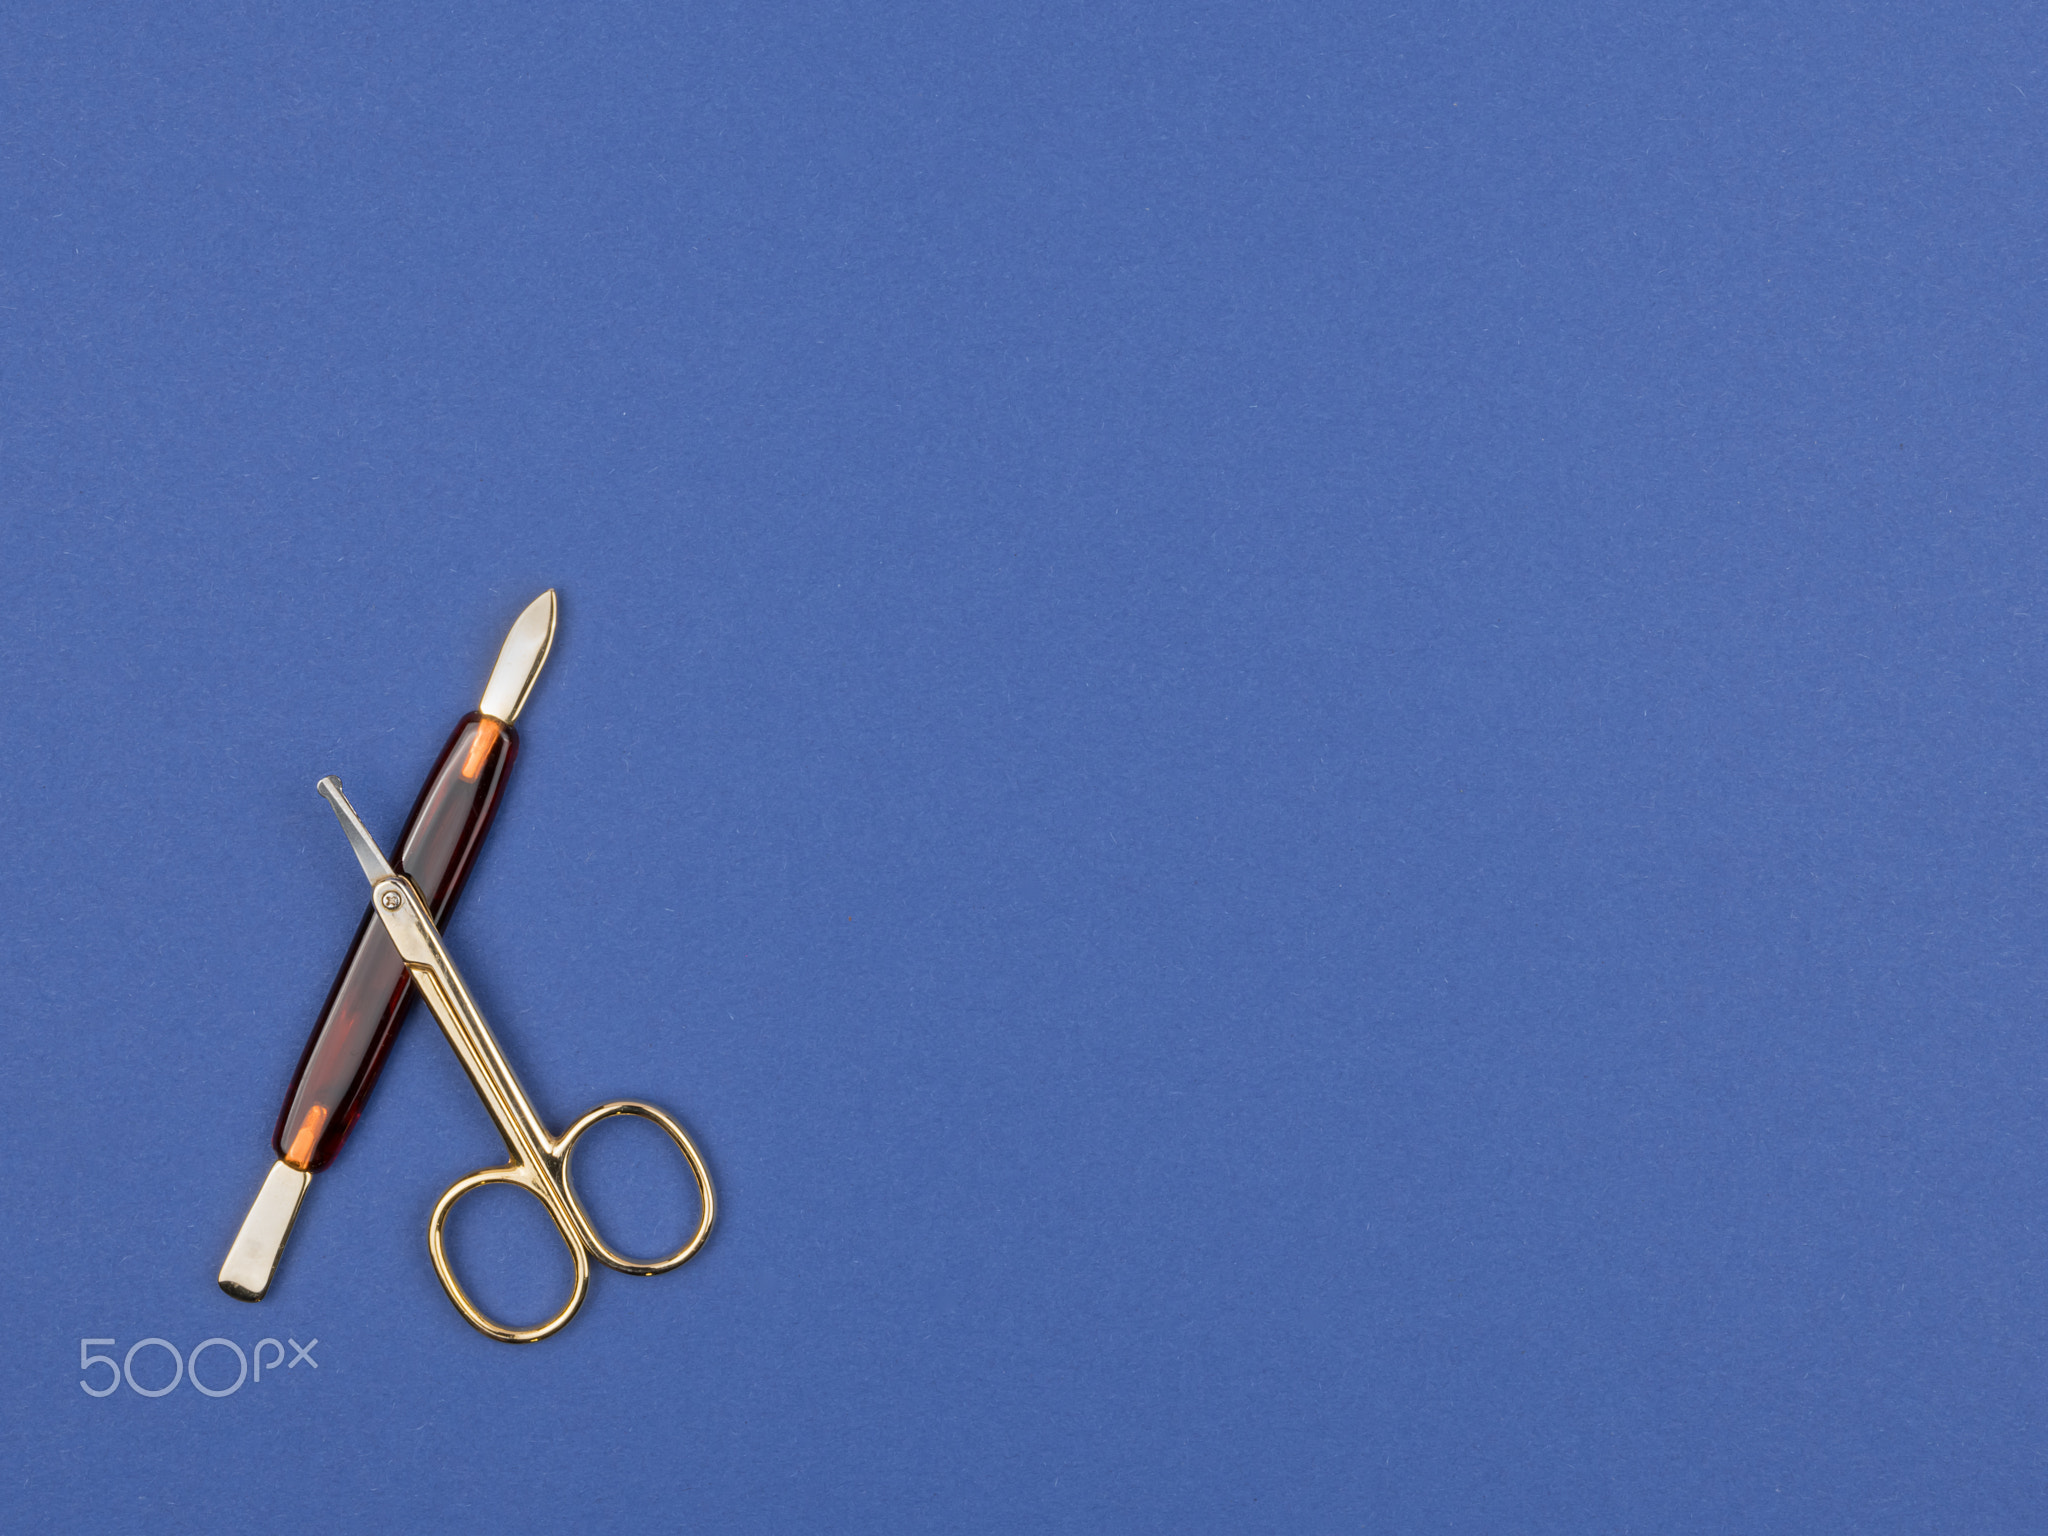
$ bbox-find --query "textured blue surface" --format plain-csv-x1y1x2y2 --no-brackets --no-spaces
5,3,2048,1530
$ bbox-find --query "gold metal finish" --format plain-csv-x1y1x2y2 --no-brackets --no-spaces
316,776,713,1342
478,590,558,724
218,1160,313,1301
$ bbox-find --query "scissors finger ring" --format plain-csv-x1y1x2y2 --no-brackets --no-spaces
319,776,716,1343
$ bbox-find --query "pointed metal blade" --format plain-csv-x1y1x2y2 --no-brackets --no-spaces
316,776,399,887
478,589,558,724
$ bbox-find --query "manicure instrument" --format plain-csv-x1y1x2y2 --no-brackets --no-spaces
221,592,558,1303
219,592,715,1340
315,775,713,1342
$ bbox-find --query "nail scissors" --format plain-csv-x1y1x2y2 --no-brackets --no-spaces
315,776,715,1343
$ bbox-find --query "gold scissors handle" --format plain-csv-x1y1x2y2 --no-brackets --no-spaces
427,1099,713,1342
318,777,715,1343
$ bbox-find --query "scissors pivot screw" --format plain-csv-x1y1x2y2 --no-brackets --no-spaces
380,890,403,910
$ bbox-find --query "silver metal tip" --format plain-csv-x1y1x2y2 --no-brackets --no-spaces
218,1161,312,1302
478,589,558,724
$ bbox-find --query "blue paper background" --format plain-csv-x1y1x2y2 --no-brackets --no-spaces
6,3,2048,1530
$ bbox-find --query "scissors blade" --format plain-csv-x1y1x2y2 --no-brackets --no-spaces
317,775,562,1178
316,776,400,887
478,589,557,724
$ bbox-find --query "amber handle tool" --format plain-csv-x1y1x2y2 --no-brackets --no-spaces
317,777,714,1343
219,590,558,1302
